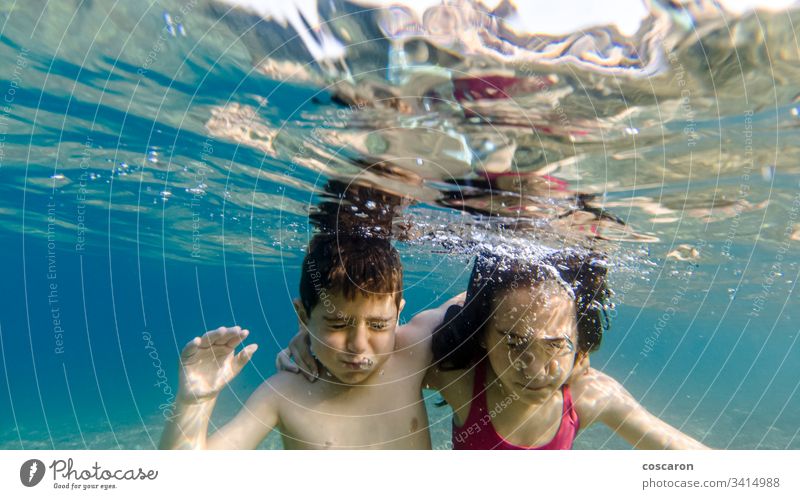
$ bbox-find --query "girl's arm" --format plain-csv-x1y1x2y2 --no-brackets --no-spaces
572,368,709,450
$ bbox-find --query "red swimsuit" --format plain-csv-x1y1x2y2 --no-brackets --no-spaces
452,361,580,450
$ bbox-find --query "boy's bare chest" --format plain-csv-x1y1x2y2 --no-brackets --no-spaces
277,382,430,449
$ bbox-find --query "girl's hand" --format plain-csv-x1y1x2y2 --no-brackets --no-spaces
178,326,257,404
275,326,318,382
451,291,467,307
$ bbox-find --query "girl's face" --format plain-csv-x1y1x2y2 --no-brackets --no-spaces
484,282,580,402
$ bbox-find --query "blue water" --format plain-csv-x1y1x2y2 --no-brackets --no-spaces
1,0,799,449
3,223,798,449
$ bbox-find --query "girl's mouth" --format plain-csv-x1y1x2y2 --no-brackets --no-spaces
515,381,550,392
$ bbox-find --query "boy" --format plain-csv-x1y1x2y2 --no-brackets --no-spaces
159,234,459,449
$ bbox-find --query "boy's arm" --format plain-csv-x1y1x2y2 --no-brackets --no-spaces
396,292,466,352
572,368,709,450
396,293,466,390
205,379,280,449
159,326,262,450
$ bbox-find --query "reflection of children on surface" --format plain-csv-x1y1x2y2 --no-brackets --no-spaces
439,170,650,242
427,252,708,449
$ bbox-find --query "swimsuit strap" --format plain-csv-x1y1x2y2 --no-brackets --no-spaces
561,384,572,417
552,384,580,449
454,359,579,449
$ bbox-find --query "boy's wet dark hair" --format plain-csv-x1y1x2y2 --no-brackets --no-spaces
300,178,407,316
299,234,404,316
432,250,612,370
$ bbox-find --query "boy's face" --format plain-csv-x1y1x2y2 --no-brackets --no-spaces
298,292,404,384
484,283,579,402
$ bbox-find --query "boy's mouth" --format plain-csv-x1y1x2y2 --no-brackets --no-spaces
341,358,374,370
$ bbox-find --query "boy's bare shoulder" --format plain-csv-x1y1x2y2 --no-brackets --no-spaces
250,371,311,405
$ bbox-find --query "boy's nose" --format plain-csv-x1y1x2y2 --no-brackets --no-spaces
346,326,369,354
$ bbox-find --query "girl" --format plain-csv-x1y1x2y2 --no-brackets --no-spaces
428,250,708,449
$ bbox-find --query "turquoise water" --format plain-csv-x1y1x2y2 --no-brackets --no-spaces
1,0,799,449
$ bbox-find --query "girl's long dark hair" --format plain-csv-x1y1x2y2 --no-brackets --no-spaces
432,250,612,370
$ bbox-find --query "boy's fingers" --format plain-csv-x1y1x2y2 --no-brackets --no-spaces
199,326,242,347
234,343,258,372
213,326,244,346
197,328,224,348
225,329,249,348
181,337,201,359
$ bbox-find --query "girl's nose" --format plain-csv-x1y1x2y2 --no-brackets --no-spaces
521,356,560,381
521,360,544,379
518,350,535,365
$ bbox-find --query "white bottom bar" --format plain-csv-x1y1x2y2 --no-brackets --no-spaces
2,451,798,498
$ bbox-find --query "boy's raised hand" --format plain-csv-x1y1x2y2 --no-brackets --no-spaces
178,326,258,404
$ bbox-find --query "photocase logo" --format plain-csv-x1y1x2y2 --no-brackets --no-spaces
20,459,45,487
